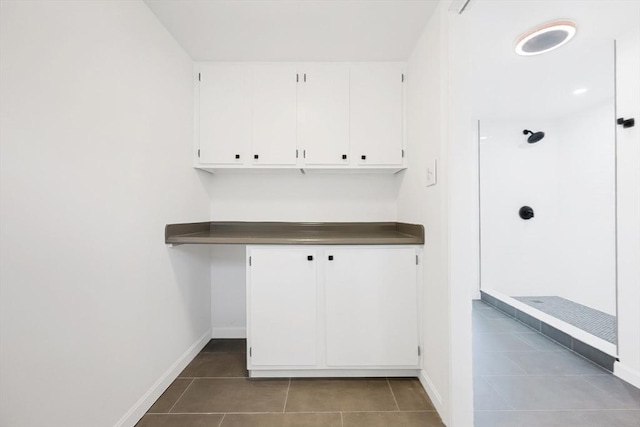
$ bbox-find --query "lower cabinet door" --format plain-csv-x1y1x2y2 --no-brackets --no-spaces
324,247,419,367
248,248,317,367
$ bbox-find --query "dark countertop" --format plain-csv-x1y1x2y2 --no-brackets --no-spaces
165,222,424,245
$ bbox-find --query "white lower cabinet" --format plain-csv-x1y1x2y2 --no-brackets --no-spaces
247,247,318,367
246,245,420,377
324,247,419,367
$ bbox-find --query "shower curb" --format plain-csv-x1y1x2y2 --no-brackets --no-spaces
480,291,617,372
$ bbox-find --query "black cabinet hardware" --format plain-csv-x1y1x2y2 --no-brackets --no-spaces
254,154,259,160
235,154,240,159
617,117,635,128
361,155,366,160
328,255,334,261
519,206,534,220
342,154,347,160
307,255,313,261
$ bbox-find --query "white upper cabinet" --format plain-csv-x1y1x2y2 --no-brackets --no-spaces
350,63,404,166
195,62,405,171
297,64,350,166
198,64,251,165
251,64,298,166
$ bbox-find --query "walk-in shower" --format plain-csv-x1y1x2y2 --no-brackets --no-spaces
478,34,618,367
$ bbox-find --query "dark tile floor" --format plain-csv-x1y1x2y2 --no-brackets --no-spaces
473,300,640,427
137,339,444,427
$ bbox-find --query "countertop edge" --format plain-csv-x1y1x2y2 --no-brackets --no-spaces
165,221,424,245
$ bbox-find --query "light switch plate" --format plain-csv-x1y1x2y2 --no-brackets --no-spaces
426,159,437,187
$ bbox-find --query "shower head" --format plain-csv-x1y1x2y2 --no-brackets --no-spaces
523,129,545,143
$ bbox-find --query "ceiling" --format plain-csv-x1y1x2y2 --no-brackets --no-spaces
144,0,439,62
467,0,640,121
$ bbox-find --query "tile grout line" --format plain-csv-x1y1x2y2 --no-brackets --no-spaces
166,410,438,415
283,378,291,413
167,378,195,414
500,350,534,376
478,376,516,411
340,411,344,427
576,375,636,408
177,376,249,379
474,409,640,413
386,378,400,411
217,413,226,427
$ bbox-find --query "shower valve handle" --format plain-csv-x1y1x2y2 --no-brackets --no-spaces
519,206,535,220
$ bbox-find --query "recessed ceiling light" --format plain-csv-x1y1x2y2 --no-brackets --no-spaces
515,20,577,56
479,136,488,140
573,88,588,95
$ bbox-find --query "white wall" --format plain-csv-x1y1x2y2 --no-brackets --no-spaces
208,173,399,222
479,119,564,298
0,2,211,426
209,173,400,335
479,103,617,315
397,2,473,425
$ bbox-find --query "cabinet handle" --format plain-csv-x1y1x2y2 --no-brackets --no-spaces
328,255,334,261
254,154,259,160
235,154,240,159
361,155,366,160
617,117,635,128
342,154,347,160
307,255,313,261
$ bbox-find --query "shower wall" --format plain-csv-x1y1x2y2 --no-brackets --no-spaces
480,101,616,315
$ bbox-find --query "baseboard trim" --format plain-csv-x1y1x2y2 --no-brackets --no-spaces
614,361,640,388
211,327,246,338
114,330,211,427
249,368,419,378
418,370,447,425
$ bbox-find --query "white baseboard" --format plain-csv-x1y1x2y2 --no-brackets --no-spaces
250,369,419,378
418,369,448,426
211,327,246,338
114,330,211,427
614,361,640,389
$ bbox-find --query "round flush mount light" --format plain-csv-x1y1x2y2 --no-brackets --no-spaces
515,20,577,56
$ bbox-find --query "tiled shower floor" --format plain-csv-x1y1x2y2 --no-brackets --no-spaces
473,300,640,427
514,296,616,344
136,339,444,427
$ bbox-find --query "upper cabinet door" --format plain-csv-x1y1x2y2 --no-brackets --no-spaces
251,64,298,166
297,65,350,166
198,64,251,165
350,63,404,166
